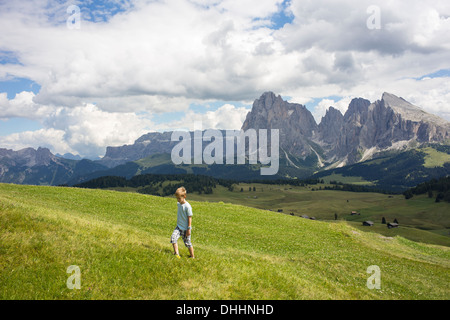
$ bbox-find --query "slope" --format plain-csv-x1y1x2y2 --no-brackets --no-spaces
0,183,449,299
312,144,450,191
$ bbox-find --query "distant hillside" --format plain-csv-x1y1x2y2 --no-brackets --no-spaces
311,144,450,191
403,176,450,203
1,183,449,299
67,151,318,186
0,147,107,185
74,173,236,196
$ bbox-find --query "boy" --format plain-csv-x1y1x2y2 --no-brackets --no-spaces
170,187,195,258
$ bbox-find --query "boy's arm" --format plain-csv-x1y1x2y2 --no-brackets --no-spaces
187,216,192,236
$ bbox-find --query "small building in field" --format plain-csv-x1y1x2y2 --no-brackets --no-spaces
351,211,360,215
363,221,374,226
387,222,399,229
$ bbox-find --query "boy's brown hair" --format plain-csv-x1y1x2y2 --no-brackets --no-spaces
175,186,187,198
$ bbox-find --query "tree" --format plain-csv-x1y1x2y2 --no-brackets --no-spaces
436,192,445,203
403,190,413,199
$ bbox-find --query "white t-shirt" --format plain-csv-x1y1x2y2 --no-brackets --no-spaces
177,201,193,231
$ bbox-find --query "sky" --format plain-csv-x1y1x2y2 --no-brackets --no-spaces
0,0,449,159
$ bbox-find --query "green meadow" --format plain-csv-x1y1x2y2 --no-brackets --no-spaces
0,183,449,299
187,183,450,247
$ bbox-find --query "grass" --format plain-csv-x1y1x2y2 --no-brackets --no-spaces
0,183,449,299
316,173,374,186
422,147,450,168
186,183,450,247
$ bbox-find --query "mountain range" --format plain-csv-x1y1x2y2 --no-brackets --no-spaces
1,92,449,190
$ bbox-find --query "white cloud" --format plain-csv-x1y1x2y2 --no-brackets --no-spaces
0,0,449,157
1,128,70,155
310,97,350,124
2,0,449,107
0,91,54,120
43,103,153,157
0,91,154,157
157,104,250,131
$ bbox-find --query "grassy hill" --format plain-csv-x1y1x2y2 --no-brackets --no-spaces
312,144,450,191
0,183,449,299
102,178,450,247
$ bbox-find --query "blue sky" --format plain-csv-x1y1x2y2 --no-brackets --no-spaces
1,0,449,158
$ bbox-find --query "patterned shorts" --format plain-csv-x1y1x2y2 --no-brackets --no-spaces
170,226,192,248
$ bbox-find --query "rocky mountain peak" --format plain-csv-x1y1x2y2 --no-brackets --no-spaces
318,107,344,145
344,97,371,122
381,92,449,127
241,92,318,157
322,106,343,121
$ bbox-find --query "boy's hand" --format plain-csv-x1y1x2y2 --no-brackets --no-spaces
186,229,191,236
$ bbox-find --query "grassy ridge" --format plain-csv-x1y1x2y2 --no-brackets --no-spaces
0,183,449,299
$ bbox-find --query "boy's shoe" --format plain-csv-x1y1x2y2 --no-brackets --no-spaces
188,256,195,259
175,254,181,259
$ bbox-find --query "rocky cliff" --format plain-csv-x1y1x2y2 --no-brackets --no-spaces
0,147,106,185
241,92,318,157
241,92,450,167
101,132,176,168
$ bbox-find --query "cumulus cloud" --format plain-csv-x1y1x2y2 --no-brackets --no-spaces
0,91,154,157
281,0,450,54
42,103,153,157
0,91,54,120
1,128,69,154
0,91,249,158
157,103,250,132
2,0,449,106
0,0,449,157
311,97,353,124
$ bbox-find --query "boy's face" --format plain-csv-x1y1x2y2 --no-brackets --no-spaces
176,194,186,204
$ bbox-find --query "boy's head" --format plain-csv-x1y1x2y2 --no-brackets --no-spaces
175,187,187,203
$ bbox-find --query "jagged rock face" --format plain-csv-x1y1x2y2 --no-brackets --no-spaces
101,132,176,167
318,106,344,146
0,147,57,168
0,147,65,184
332,93,450,163
241,92,318,157
241,91,450,165
382,93,450,143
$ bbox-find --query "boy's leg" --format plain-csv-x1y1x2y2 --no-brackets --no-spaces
183,232,195,258
188,246,195,258
170,228,181,256
172,243,179,255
